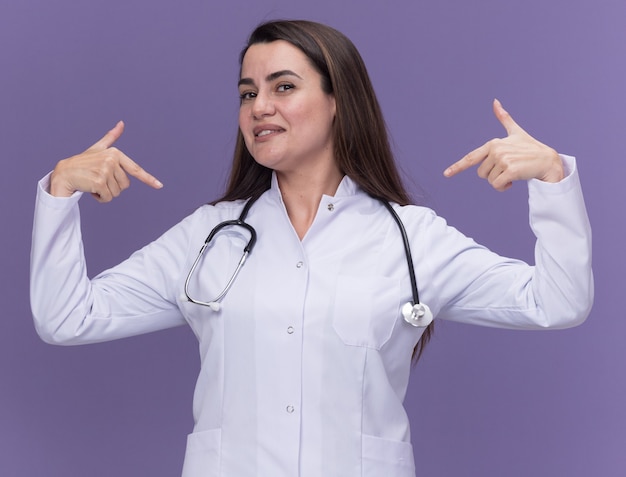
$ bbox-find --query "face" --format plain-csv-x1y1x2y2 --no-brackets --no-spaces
238,40,336,175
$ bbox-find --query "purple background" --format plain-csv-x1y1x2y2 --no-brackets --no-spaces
1,0,624,475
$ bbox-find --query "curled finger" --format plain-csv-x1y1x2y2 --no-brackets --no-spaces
113,164,131,192
90,187,114,203
476,154,497,180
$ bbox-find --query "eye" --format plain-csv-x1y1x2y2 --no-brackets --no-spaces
276,83,294,93
239,91,256,102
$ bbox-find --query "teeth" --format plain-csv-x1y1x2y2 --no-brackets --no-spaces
257,130,273,137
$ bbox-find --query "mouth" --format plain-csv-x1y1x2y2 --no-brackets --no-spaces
253,125,285,138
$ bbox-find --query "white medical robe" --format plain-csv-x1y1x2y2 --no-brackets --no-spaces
30,155,593,477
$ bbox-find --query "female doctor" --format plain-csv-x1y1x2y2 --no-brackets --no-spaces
30,19,593,477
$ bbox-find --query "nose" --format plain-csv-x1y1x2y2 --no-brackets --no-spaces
251,90,275,119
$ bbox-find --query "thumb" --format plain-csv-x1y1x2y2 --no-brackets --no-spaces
88,120,125,151
493,99,524,136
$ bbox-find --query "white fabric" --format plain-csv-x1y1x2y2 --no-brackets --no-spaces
30,155,593,477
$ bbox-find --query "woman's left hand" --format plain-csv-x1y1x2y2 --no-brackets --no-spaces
443,99,564,191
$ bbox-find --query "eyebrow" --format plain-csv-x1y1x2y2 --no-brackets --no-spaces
238,70,303,87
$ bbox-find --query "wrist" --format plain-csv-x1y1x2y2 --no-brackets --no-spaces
50,161,76,197
539,148,565,183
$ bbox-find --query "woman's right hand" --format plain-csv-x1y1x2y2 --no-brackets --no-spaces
50,121,163,202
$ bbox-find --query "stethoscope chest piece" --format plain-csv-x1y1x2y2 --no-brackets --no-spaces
402,302,433,328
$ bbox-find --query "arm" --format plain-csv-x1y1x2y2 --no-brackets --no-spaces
429,156,593,328
30,124,186,344
430,101,593,328
30,176,191,344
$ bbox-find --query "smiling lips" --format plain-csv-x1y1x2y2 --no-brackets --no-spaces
254,125,284,139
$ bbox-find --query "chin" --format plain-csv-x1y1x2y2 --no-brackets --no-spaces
250,151,286,170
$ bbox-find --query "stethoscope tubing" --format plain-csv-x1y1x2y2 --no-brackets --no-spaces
184,192,432,327
184,198,258,308
377,199,421,308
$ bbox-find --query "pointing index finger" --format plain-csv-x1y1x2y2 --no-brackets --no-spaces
119,154,164,189
443,142,490,178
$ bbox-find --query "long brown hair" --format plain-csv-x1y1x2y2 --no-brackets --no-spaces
215,19,433,361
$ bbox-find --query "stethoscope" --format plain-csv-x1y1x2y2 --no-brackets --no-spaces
184,194,433,328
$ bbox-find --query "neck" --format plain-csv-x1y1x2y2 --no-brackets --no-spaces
276,164,343,240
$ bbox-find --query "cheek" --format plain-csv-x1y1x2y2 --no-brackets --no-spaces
287,103,317,131
303,107,333,137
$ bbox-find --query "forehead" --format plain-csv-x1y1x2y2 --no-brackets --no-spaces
240,40,314,78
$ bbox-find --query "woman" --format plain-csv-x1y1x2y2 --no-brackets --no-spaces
30,20,593,477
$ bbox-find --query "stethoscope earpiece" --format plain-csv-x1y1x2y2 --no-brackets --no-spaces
402,302,433,328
